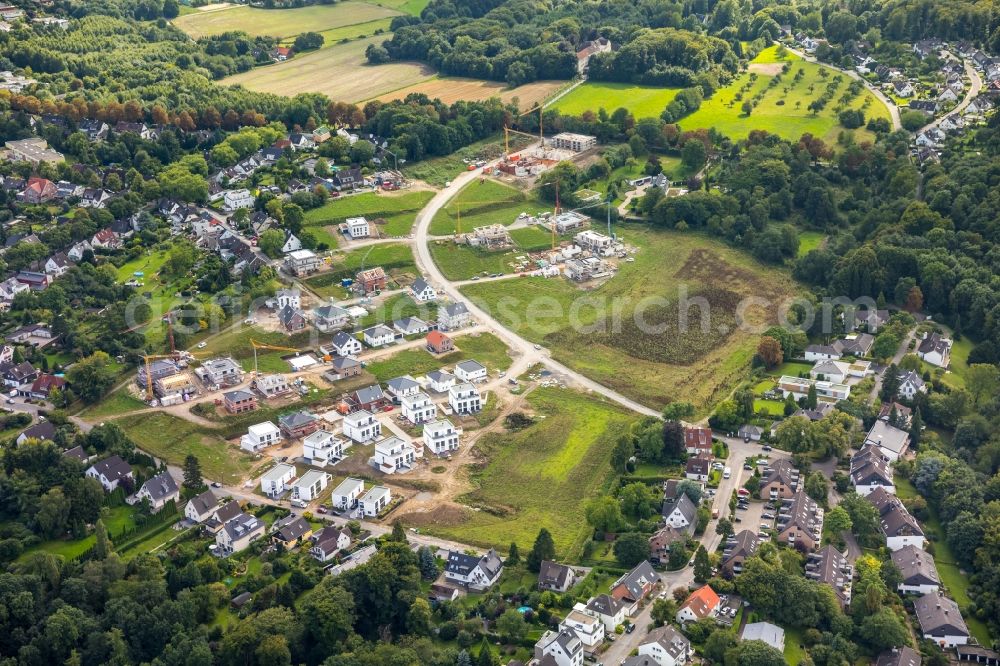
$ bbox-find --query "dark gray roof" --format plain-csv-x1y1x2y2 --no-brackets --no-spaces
214,501,242,524
445,550,480,576
188,489,219,516
538,560,573,589
278,410,317,429
20,420,56,441
444,302,468,317
353,385,385,404
917,332,949,356
63,445,88,462
876,647,921,666
224,389,255,402
914,591,968,637
411,277,431,293
892,545,939,586
90,455,132,481
331,356,360,370
723,530,760,565
622,657,659,666
641,625,690,661
613,560,659,600
273,515,311,542
222,512,264,541
141,472,178,501
387,375,419,392
456,359,486,373
331,330,357,347
664,492,697,525
586,593,624,617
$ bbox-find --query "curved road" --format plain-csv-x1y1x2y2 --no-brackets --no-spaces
410,155,662,418
918,59,982,134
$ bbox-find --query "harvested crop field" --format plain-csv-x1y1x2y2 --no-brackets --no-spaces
378,77,566,106
173,2,401,39
220,35,434,102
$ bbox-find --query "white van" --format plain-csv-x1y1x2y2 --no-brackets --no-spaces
723,467,731,479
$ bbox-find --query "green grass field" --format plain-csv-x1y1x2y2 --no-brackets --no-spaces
197,326,315,373
79,389,148,419
797,231,826,257
459,227,801,413
402,135,535,187
364,332,511,380
754,399,785,416
304,242,418,297
113,412,259,485
305,190,434,238
552,82,680,118
278,18,394,47
429,179,546,235
414,388,635,557
174,2,401,39
679,46,890,143
428,243,521,281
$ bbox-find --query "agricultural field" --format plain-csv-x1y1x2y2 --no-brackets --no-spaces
363,332,511,380
304,189,434,238
679,46,891,143
378,77,566,107
113,412,259,484
304,243,418,298
552,81,680,118
278,18,395,47
221,35,434,102
404,388,635,557
429,179,548,236
173,2,401,39
460,227,801,413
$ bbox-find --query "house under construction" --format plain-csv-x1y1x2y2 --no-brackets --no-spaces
463,224,512,250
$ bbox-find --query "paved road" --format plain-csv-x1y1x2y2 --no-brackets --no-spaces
410,154,662,419
918,58,982,134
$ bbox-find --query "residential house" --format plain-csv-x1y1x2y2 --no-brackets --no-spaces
240,422,282,452
332,167,364,190
684,426,713,456
67,240,93,262
867,487,926,551
14,271,50,291
426,330,454,354
444,548,503,590
386,375,420,401
86,455,134,491
260,463,296,497
16,420,56,444
313,305,351,332
455,359,488,383
579,594,627,632
637,625,690,666
534,629,583,666
893,81,915,97
0,277,29,307
324,356,362,381
410,277,437,303
185,489,221,523
898,370,927,400
278,410,320,439
331,477,365,511
560,610,605,655
778,375,850,403
362,325,396,348
303,430,349,466
849,308,891,333
349,384,387,412
850,444,895,496
738,424,763,442
28,373,65,400
393,316,428,336
648,526,687,564
19,177,57,203
253,374,290,398
401,391,437,424
196,357,243,388
914,591,969,648
344,216,370,239
806,546,853,606
892,545,940,594
369,436,416,474
271,515,313,548
448,382,482,414
223,389,258,414
113,121,151,139
917,332,952,367
538,560,578,593
721,530,760,578
685,454,711,482
222,189,254,211
359,485,391,516
79,119,109,141
427,369,456,393
310,526,351,562
133,472,180,512
876,647,922,666
355,267,387,294
741,623,785,652
44,253,71,277
91,228,121,249
284,249,321,276
0,361,38,388
439,302,471,330
202,501,243,535
327,330,363,357
80,188,112,209
879,402,913,428
216,513,265,554
776,491,824,551
810,360,851,383
278,305,306,332
865,420,911,461
423,418,461,456
676,585,720,624
342,409,382,443
761,459,800,500
610,561,660,615
835,333,875,357
662,493,697,534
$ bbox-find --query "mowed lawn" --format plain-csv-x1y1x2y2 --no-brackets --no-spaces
304,189,433,238
113,412,259,485
174,2,401,39
378,77,565,107
417,388,635,557
680,46,890,143
221,35,434,103
460,227,801,413
364,332,511,380
552,82,680,118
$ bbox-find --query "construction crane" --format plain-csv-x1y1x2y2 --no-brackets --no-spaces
249,339,302,375
141,353,180,402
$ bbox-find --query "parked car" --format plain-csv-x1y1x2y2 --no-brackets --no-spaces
762,445,772,451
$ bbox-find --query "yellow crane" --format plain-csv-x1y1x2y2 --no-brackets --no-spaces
249,339,303,375
141,353,180,402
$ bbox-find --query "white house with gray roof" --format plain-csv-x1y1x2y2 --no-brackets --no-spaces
534,628,583,666
86,455,133,492
393,316,428,336
185,489,221,523
914,591,969,648
133,472,179,512
445,548,503,590
331,477,365,511
892,545,940,594
326,330,362,357
427,369,456,393
362,324,396,347
577,594,626,632
439,302,470,329
312,304,351,332
386,375,420,401
454,359,488,382
291,469,330,502
216,512,265,554
662,492,697,534
741,622,785,652
638,624,690,666
409,277,437,302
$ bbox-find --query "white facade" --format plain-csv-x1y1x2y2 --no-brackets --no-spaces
292,470,330,501
260,463,296,496
410,278,437,303
423,419,461,456
342,410,382,443
369,437,416,474
345,216,369,239
401,391,437,424
303,429,350,465
362,325,396,347
359,485,391,516
559,611,605,652
223,189,254,211
328,332,362,357
427,370,456,393
241,422,282,452
454,360,488,383
331,477,365,510
449,383,482,414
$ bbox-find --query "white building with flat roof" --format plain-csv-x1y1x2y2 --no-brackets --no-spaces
260,463,296,497
241,422,282,452
345,216,370,239
551,132,597,152
369,437,416,474
401,391,437,424
449,383,482,414
331,477,365,510
291,469,330,502
359,485,391,516
342,409,381,443
423,419,461,456
303,429,350,465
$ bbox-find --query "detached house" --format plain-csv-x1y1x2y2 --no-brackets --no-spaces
324,356,361,381
662,493,697,534
386,375,420,401
359,485,391,516
423,418,461,456
638,625,690,666
676,585,720,624
303,430,350,466
185,489,221,523
410,277,437,303
898,370,927,400
427,369,456,393
539,560,578,593
312,305,351,332
578,594,627,633
865,420,910,462
241,421,282,452
133,472,180,512
331,477,365,511
685,454,711,482
345,216,370,239
86,455,134,491
342,409,381,443
362,324,396,347
310,526,351,562
327,330,362,357
217,513,265,554
260,463,296,497
439,302,471,330
401,391,437,424
610,561,660,615
892,545,940,595
448,382,481,414
426,330,454,354
914,591,969,648
284,249,321,276
271,515,313,548
917,332,952,367
368,436,416,474
223,389,257,414
356,267,387,294
444,548,503,590
534,629,583,666
454,359,487,383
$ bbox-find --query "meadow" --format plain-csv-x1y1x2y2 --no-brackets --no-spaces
221,36,434,103
173,3,401,39
551,81,680,118
406,387,635,556
402,134,536,187
460,227,801,413
363,332,511,380
378,77,565,107
429,179,547,235
679,46,890,143
304,243,417,297
304,189,434,238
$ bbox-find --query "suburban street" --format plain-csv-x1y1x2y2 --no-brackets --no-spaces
919,58,983,134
